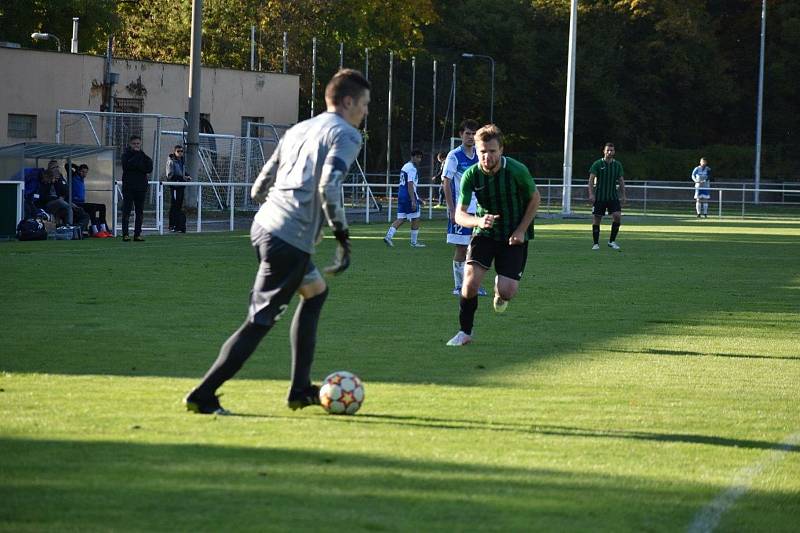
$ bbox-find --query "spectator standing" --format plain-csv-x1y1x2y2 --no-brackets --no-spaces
166,145,191,232
383,149,426,248
691,157,711,218
121,135,154,242
183,69,370,415
588,142,626,251
68,163,112,237
432,151,447,206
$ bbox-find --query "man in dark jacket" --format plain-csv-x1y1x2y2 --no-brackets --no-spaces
165,144,191,233
121,135,154,241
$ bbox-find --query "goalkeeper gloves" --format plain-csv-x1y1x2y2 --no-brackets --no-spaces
323,229,351,276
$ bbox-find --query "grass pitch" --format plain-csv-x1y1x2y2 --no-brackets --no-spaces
1,216,799,532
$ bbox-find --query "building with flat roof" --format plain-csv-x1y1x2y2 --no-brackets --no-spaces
0,46,299,147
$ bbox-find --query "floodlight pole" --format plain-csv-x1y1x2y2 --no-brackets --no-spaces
562,0,578,215
754,0,766,204
186,0,203,183
461,53,495,123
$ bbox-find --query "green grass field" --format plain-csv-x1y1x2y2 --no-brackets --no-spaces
2,216,799,532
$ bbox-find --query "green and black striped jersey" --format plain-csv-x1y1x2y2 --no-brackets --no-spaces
589,158,624,201
459,156,537,241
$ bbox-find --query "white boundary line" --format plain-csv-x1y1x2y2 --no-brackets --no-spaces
687,431,800,533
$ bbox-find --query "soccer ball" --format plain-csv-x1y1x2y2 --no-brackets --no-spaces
319,371,364,415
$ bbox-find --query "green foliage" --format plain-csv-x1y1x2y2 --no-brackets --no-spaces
520,143,795,181
2,0,797,178
0,0,117,54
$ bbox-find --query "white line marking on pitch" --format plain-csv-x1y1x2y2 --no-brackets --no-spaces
687,431,800,533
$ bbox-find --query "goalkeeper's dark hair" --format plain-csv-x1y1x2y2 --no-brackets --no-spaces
411,149,424,158
325,69,370,106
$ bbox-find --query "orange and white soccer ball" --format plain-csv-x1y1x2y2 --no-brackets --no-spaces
319,371,364,415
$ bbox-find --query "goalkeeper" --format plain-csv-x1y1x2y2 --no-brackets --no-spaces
184,69,370,415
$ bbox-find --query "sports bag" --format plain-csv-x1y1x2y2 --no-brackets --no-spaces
17,218,48,241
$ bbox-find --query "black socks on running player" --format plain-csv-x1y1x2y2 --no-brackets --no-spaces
289,288,329,393
592,225,600,245
610,222,620,242
459,295,479,336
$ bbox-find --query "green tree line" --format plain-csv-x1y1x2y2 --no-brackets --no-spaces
2,0,797,180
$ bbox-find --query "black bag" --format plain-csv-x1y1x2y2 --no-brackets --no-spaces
17,218,48,241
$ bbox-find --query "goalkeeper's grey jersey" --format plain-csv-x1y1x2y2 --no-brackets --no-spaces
253,112,362,254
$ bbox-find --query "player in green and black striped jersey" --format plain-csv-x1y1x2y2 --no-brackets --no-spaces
446,124,541,347
588,142,627,251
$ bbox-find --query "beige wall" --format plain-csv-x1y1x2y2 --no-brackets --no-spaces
0,47,299,146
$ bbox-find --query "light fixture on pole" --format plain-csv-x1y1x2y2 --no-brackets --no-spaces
461,53,495,123
31,32,61,52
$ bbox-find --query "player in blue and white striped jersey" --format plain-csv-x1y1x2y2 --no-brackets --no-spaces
691,157,712,218
443,119,483,295
384,150,426,248
184,69,370,415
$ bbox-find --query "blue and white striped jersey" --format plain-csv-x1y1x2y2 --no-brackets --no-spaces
443,145,478,213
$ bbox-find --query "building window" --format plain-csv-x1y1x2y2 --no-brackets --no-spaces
241,116,264,138
8,114,37,138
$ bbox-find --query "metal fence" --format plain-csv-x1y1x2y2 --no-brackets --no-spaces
108,180,799,238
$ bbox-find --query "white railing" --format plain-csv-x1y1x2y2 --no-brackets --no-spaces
111,180,799,236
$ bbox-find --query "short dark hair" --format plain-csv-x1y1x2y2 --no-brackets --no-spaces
78,164,89,171
604,142,615,150
325,69,370,106
174,145,184,150
459,119,480,134
129,135,142,142
411,149,423,158
475,124,504,147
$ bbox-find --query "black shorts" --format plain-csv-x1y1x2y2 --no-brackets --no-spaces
247,222,317,327
592,199,621,216
466,235,529,281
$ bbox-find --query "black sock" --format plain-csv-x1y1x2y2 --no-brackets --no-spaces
290,288,328,392
610,222,620,242
592,225,600,245
195,320,271,397
459,296,479,335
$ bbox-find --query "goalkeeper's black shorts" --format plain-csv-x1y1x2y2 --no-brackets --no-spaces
247,222,318,327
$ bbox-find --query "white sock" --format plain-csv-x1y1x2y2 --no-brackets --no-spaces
453,261,464,289
100,223,108,233
703,203,708,215
696,201,702,215
386,226,397,239
410,230,419,244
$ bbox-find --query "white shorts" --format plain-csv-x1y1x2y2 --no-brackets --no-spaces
695,189,711,200
446,218,473,245
396,210,421,220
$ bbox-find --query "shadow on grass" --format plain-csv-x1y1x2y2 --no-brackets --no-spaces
608,348,799,361
226,412,799,454
0,436,745,531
